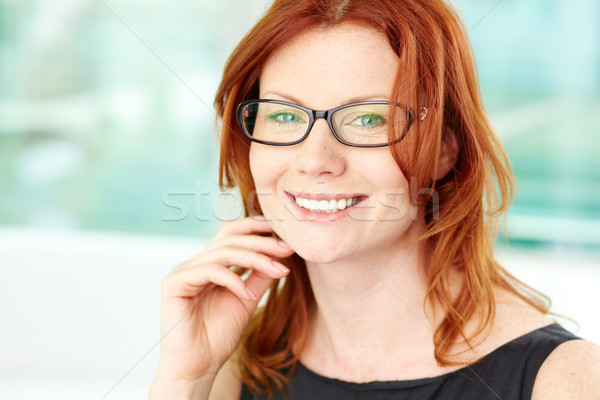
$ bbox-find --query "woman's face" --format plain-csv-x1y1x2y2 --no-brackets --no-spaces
250,23,423,263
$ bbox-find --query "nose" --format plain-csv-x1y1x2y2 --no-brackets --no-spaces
294,119,347,178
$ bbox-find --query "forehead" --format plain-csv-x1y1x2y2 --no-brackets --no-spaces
259,23,399,109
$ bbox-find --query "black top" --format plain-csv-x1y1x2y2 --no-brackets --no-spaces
240,323,579,400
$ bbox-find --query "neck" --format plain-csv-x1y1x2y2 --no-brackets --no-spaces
301,237,443,379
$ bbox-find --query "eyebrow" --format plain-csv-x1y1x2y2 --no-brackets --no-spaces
261,90,391,108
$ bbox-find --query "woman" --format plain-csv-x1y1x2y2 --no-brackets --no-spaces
149,0,600,399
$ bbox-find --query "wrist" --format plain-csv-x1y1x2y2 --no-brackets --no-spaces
149,374,215,400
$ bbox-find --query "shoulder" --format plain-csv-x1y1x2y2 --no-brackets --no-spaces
532,339,600,400
209,355,243,400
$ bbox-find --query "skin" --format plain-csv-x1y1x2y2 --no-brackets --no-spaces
150,22,600,400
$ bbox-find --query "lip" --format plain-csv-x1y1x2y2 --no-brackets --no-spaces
284,191,368,222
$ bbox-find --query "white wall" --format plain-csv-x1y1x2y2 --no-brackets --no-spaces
0,228,203,400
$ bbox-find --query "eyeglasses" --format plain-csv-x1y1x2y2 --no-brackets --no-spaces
236,99,427,148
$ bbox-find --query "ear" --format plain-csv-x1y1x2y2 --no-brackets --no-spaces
436,129,459,181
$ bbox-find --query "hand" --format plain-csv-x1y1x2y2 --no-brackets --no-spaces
151,216,294,390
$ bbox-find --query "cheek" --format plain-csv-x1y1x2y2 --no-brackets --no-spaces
249,146,290,217
248,149,261,188
375,178,415,222
360,155,414,218
358,151,409,189
249,146,285,189
249,145,273,191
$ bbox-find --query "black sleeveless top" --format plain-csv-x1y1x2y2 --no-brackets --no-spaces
240,323,579,400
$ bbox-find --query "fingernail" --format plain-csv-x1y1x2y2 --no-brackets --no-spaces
272,260,290,274
278,241,291,248
245,286,257,300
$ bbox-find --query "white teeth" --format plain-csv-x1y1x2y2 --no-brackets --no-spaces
329,200,337,213
294,195,361,213
318,200,328,212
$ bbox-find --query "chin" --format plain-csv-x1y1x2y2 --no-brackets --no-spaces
289,241,353,265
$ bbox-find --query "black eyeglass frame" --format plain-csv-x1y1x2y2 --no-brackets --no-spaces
236,99,415,148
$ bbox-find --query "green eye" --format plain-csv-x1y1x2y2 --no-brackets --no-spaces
268,111,303,124
350,113,385,128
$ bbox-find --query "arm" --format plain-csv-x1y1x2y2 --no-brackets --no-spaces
149,374,217,400
149,356,242,400
532,339,600,399
208,356,243,400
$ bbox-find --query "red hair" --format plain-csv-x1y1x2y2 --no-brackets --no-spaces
214,0,549,397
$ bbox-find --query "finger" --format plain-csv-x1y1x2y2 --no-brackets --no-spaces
214,217,274,240
184,246,290,279
213,235,294,259
163,262,253,301
244,269,278,305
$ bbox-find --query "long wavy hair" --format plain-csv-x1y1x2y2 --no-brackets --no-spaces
214,0,549,397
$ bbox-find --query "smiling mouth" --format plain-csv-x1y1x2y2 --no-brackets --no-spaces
290,193,366,213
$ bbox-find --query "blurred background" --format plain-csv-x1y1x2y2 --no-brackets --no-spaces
1,0,599,399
